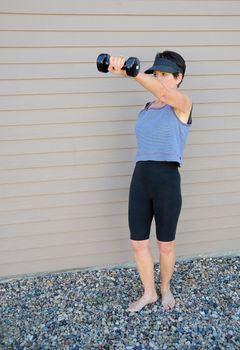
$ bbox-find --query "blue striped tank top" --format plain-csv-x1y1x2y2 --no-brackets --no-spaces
135,102,192,166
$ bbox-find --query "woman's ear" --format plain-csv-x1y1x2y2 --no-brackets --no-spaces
176,73,183,87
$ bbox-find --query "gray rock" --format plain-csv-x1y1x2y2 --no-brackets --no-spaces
0,256,239,349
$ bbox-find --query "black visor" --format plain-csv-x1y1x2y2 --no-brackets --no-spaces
144,58,183,74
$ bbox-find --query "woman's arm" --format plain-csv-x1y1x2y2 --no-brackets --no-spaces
133,73,192,116
108,56,192,122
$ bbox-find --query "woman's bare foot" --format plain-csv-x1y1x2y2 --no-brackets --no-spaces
126,292,159,313
161,287,175,310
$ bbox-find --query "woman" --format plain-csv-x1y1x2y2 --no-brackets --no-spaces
108,51,192,312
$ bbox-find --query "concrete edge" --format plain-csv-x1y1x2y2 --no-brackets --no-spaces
0,250,239,284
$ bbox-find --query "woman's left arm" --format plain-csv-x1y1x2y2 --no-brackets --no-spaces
133,73,192,118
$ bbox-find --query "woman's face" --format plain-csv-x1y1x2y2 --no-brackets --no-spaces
153,71,182,89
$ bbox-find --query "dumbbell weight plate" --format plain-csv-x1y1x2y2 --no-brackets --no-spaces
96,53,110,73
124,57,140,77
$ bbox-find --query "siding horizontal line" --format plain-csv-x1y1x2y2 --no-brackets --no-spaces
0,135,135,143
0,200,127,213
0,74,239,79
1,60,240,66
0,213,128,227
1,236,239,256
0,115,239,126
1,172,240,188
1,223,240,243
192,115,240,119
1,150,240,163
0,106,139,112
0,226,129,241
186,154,240,160
1,171,240,193
1,224,129,239
184,189,240,198
1,115,239,126
0,162,239,174
2,87,240,97
2,244,240,272
0,117,135,124
1,156,240,172
177,236,240,246
0,211,239,228
0,147,135,155
1,185,240,201
1,45,240,49
0,11,239,18
0,162,239,176
0,113,239,121
0,105,142,112
0,187,130,200
0,246,132,265
190,127,240,132
0,88,219,97
0,172,126,182
2,30,240,33
1,70,240,76
1,116,240,127
0,167,128,174
0,74,240,82
180,225,240,235
1,141,240,157
1,101,240,113
0,121,136,126
184,202,240,210
0,137,240,149
1,13,240,17
1,244,239,272
2,91,146,97
183,166,240,173
0,199,240,215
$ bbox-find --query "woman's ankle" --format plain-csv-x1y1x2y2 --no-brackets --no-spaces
143,289,158,298
161,284,170,292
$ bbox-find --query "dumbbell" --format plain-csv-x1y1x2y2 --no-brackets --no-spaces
96,53,140,77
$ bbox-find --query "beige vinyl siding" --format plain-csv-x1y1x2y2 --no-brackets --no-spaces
0,0,240,278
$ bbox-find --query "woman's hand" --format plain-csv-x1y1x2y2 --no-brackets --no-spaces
108,56,127,77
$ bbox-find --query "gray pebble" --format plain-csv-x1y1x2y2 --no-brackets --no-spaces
0,256,239,349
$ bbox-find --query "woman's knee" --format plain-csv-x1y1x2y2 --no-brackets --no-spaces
130,239,150,252
157,240,175,254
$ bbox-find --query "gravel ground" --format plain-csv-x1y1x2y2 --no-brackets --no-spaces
0,255,239,350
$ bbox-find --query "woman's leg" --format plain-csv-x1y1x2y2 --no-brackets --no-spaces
126,239,158,312
153,165,182,310
158,240,176,310
127,162,158,312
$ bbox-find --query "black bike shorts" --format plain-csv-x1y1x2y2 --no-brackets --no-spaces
128,161,182,242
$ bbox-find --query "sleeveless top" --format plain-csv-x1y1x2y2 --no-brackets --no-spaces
135,102,192,166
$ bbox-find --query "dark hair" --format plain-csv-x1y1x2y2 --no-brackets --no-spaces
157,51,186,87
